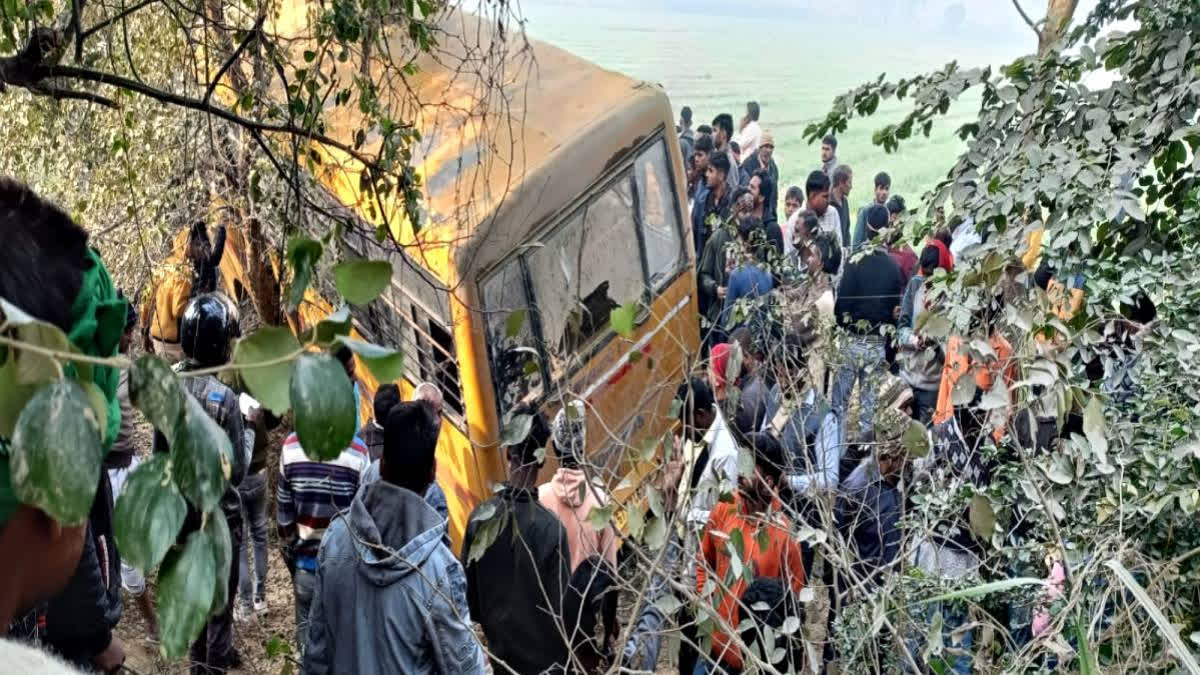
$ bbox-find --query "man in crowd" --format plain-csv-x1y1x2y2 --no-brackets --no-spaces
688,134,714,201
539,401,618,574
693,149,732,263
697,153,735,331
303,402,483,674
695,431,805,674
886,197,916,284
679,105,696,164
276,389,369,652
830,165,854,250
805,170,843,255
736,101,764,162
721,217,774,334
853,172,891,251
0,180,127,672
362,384,400,462
157,294,253,673
730,327,772,436
462,406,577,675
711,113,741,191
740,132,778,187
820,134,839,177
832,205,905,441
897,246,946,424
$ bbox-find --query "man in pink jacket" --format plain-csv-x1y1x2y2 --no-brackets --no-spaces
538,400,619,574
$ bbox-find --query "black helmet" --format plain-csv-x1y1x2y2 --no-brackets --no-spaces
180,293,237,366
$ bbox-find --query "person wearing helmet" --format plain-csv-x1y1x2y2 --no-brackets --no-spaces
153,293,252,673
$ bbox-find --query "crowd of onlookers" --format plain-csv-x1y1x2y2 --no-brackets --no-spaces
0,94,1159,675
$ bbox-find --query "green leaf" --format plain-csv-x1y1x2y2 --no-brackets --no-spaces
610,302,638,338
587,504,613,531
626,506,645,540
290,353,356,461
505,309,526,338
157,529,217,660
0,297,72,384
978,380,1010,410
902,420,930,458
500,413,534,448
969,494,995,539
644,516,667,551
951,374,977,407
129,356,186,433
1082,395,1108,461
333,259,393,305
9,380,102,525
335,336,404,383
233,327,300,415
467,505,501,564
205,511,233,614
918,577,1046,604
1077,614,1099,675
172,394,234,512
0,348,37,437
113,455,186,571
286,237,323,310
314,306,352,345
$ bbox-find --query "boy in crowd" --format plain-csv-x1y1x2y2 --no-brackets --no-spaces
303,402,483,674
853,171,891,251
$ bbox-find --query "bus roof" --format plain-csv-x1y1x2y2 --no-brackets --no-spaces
274,5,674,287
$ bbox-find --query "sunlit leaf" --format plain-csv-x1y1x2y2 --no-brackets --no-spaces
286,237,323,310
233,327,300,415
611,302,638,338
587,504,613,531
335,336,404,384
333,259,393,305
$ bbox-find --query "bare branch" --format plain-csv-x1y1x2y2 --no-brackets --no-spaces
1012,0,1042,35
40,85,119,108
203,14,265,104
39,64,397,170
80,0,161,40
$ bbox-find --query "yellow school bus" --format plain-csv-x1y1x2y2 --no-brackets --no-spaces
193,8,699,550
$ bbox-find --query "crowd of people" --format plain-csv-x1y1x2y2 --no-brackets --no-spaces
0,94,1158,675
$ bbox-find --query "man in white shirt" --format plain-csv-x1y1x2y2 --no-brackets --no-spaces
736,101,763,161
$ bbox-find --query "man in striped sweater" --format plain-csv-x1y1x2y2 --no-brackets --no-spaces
276,431,369,654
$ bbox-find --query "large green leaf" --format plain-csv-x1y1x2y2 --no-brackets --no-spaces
286,237,323,310
610,302,638,338
205,512,233,614
290,353,356,461
129,355,186,433
314,305,352,345
333,259,393,305
0,348,37,437
0,297,71,385
171,394,233,512
335,336,404,383
157,530,217,660
233,327,300,415
113,454,186,571
9,380,102,525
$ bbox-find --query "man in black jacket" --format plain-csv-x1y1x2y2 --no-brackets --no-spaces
462,407,578,675
832,205,904,442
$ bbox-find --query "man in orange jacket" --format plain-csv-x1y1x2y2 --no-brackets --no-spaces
695,432,805,674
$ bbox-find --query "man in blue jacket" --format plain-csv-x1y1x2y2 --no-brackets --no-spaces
303,402,484,674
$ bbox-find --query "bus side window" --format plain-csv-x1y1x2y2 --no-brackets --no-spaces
483,259,543,413
635,139,685,288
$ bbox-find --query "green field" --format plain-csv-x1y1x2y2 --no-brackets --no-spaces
521,3,1032,210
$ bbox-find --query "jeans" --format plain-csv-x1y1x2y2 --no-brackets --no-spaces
190,512,243,674
832,335,887,440
237,469,269,610
294,567,317,653
911,387,939,426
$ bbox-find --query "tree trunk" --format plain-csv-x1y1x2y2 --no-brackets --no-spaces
1038,0,1079,55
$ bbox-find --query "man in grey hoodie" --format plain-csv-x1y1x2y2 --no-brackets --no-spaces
303,402,483,674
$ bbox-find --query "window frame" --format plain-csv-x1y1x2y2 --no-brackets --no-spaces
479,127,686,417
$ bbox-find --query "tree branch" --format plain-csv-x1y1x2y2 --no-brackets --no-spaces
41,85,119,108
38,64,392,170
1012,0,1041,35
80,0,161,40
203,14,264,104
